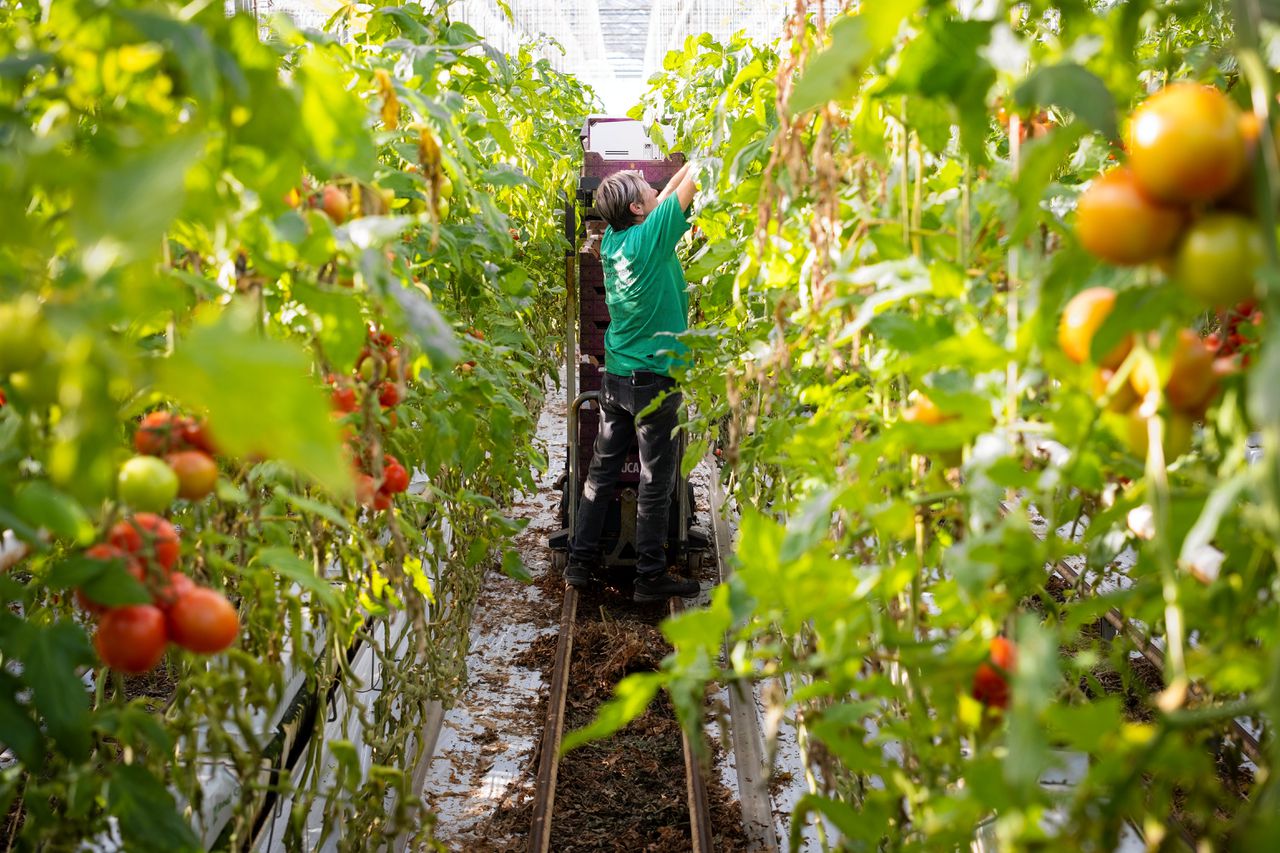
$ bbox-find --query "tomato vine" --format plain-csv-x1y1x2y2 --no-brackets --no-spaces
577,0,1280,847
0,1,590,849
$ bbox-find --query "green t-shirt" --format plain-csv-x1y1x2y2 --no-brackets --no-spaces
600,194,691,377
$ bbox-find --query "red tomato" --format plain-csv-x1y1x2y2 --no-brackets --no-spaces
166,450,219,500
167,587,239,654
108,513,181,572
331,384,358,414
178,417,217,455
1058,287,1132,368
378,381,401,408
381,456,410,494
972,636,1016,709
373,491,393,511
1075,167,1186,265
94,605,168,674
155,572,197,610
134,411,184,455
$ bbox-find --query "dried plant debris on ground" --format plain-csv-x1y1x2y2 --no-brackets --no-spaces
484,596,750,852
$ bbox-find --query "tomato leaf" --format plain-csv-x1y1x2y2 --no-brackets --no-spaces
17,620,94,762
561,672,664,754
1014,63,1118,140
79,564,152,607
500,548,530,582
13,482,95,545
789,0,923,115
479,165,537,188
298,50,377,181
388,286,461,367
0,673,45,768
109,763,201,853
158,304,352,497
255,546,341,612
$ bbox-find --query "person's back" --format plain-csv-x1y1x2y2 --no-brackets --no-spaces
566,164,700,602
600,192,690,378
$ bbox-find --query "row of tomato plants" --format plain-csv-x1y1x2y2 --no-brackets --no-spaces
0,0,590,849
574,0,1280,848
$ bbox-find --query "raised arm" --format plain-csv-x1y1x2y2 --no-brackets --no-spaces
656,160,693,205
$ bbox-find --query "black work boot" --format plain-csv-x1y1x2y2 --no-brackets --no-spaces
633,571,699,603
564,556,596,589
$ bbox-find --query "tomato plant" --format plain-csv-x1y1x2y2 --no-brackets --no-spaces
572,2,1280,848
0,0,590,847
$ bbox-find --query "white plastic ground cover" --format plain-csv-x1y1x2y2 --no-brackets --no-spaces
416,375,571,846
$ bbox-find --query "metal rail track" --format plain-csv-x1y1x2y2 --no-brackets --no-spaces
526,582,715,853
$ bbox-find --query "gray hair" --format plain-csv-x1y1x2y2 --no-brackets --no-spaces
594,170,649,231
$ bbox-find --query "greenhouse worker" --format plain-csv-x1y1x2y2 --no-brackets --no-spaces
565,161,700,603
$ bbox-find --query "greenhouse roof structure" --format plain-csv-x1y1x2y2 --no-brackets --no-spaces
231,0,791,113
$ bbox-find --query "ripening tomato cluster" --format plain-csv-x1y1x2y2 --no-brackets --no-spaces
327,327,405,416
354,453,410,511
1062,83,1272,457
1059,287,1235,459
1076,82,1267,309
78,513,238,674
116,412,220,512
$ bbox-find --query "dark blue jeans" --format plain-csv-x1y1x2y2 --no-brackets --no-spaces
571,370,682,577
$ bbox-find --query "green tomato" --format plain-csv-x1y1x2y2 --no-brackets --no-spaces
0,296,46,375
118,455,179,512
436,197,450,221
1175,213,1263,306
438,174,454,200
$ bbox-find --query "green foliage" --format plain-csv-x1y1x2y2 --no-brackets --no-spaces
0,0,593,846
574,1,1279,847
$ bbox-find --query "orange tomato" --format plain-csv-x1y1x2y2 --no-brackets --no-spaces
1075,167,1186,265
1058,288,1132,368
166,450,218,500
1127,83,1246,203
1130,329,1218,413
167,587,239,654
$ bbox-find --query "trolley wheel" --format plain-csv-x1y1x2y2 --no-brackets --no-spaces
683,548,704,577
551,550,568,573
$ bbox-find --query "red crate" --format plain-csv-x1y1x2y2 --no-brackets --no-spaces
581,320,608,354
582,151,686,183
580,300,611,321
